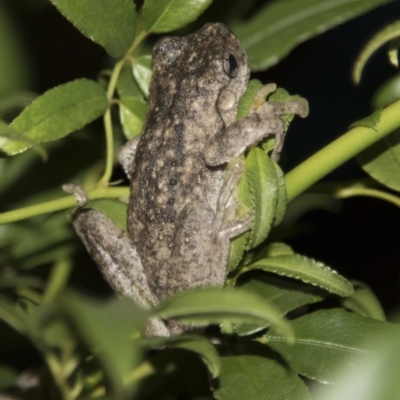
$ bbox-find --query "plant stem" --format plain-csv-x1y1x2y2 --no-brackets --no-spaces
98,30,148,186
42,259,73,304
285,99,400,201
0,187,129,224
335,186,400,207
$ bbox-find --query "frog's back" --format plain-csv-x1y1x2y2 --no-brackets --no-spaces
128,24,248,297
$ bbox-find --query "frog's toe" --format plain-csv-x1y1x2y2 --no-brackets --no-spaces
62,183,88,205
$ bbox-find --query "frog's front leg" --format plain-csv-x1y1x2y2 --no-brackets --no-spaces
204,98,309,166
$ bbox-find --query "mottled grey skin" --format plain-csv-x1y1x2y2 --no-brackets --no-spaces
72,23,309,336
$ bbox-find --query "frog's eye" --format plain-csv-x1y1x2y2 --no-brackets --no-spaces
223,54,239,78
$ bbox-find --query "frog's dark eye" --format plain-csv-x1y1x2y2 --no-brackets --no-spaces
223,54,239,78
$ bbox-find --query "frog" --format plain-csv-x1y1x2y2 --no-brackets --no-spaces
70,23,309,337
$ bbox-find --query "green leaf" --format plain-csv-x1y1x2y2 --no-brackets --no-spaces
0,3,29,95
0,91,36,119
0,364,18,389
272,162,287,226
313,327,400,400
215,341,311,400
61,292,147,397
253,242,295,260
0,275,44,290
1,79,108,156
81,199,128,231
236,79,263,119
249,254,354,297
116,66,144,99
234,0,396,71
155,287,294,341
145,335,221,378
227,157,251,271
235,273,325,336
49,0,136,58
131,55,152,98
372,72,400,109
357,129,400,192
353,20,400,84
266,309,399,383
246,147,278,249
341,280,386,321
119,97,147,140
142,0,213,33
0,121,47,159
1,213,77,269
0,295,25,333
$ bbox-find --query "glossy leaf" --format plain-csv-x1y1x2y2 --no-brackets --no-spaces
215,341,311,400
82,199,128,231
234,0,396,71
246,147,278,249
235,273,325,336
353,20,400,84
372,72,400,109
131,55,152,98
155,287,294,341
1,79,107,156
142,0,212,33
341,281,386,321
249,254,354,297
313,327,400,400
119,97,147,139
272,162,288,226
236,79,263,119
266,309,398,383
227,157,251,271
145,335,221,378
62,293,146,397
357,129,400,192
49,0,136,58
116,66,144,99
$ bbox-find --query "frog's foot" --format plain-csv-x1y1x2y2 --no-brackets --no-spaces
62,183,88,205
264,97,309,119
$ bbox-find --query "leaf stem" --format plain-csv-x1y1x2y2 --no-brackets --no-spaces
335,186,400,207
42,259,73,304
0,187,129,224
285,99,400,202
98,30,148,186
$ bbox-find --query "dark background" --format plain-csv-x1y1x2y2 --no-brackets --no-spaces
2,0,400,314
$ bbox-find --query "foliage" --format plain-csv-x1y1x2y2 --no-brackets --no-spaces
1,0,400,399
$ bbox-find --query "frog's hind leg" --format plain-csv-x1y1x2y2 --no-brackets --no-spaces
67,191,170,337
